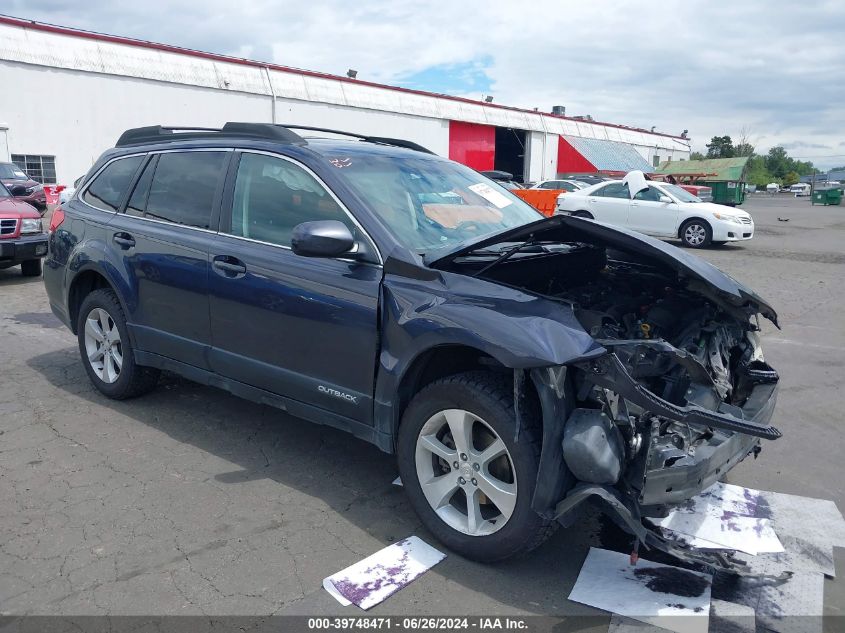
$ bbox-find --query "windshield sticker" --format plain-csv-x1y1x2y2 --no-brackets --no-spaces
468,183,511,209
329,158,352,168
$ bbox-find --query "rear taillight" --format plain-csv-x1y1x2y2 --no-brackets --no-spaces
49,207,65,233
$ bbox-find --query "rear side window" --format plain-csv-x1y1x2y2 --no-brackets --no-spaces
144,152,227,229
595,183,629,199
82,156,144,211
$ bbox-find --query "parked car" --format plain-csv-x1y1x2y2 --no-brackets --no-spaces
44,123,780,570
0,162,47,213
0,180,48,276
558,174,611,187
556,173,754,248
58,175,86,205
530,179,587,192
479,170,524,190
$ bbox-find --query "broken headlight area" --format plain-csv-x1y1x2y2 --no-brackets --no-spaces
546,264,781,572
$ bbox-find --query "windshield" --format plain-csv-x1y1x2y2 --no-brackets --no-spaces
0,164,28,180
331,152,542,253
661,184,702,203
0,181,10,197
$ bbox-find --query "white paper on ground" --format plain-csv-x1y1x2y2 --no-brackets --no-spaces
323,536,445,610
568,548,712,633
674,482,769,519
654,512,783,555
392,476,403,487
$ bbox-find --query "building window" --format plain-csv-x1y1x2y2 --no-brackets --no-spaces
652,155,661,168
11,154,57,184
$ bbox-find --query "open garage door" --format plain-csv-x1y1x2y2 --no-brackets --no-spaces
448,122,528,182
493,127,527,183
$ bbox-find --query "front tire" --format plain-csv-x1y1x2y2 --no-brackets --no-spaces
397,371,555,562
680,220,712,248
77,289,160,399
21,259,42,277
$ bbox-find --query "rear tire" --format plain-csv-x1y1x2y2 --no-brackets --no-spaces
21,259,42,277
397,371,555,562
680,220,712,248
77,289,160,400
573,211,594,219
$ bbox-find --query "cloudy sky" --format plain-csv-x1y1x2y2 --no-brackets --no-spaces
6,0,845,168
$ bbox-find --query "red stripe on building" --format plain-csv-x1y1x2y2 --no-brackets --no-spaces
448,121,495,171
556,136,597,175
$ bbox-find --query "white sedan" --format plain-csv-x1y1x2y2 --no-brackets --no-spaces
555,177,754,248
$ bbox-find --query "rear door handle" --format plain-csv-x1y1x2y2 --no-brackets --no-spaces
113,232,135,248
212,256,247,277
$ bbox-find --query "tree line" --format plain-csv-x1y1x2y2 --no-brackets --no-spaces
688,135,817,187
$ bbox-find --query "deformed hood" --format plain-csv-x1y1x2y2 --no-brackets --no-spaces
429,215,778,326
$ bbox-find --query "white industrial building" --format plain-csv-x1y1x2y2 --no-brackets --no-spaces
0,15,691,188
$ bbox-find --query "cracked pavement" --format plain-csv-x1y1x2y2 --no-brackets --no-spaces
0,195,843,619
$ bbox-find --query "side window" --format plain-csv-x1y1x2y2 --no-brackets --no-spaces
125,158,156,217
82,156,144,212
634,186,662,202
595,183,629,199
541,181,560,189
145,152,227,229
228,153,353,247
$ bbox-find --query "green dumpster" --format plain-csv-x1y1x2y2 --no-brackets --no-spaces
698,180,746,206
812,187,843,206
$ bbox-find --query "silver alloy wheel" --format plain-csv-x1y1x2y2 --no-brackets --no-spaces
84,307,123,384
684,223,707,246
415,409,517,536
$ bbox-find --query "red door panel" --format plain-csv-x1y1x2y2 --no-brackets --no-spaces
449,121,495,171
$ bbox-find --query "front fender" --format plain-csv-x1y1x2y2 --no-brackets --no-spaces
372,269,604,450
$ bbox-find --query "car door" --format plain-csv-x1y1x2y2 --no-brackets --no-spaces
585,182,630,226
208,150,381,424
627,185,679,237
106,150,229,369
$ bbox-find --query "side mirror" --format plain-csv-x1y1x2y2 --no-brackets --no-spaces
659,195,673,203
8,184,27,196
291,220,357,258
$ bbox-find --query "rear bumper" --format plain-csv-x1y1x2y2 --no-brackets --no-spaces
0,234,48,264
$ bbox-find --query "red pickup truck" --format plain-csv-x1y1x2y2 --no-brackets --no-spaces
0,180,48,276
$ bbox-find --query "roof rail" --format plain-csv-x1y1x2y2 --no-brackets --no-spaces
115,122,306,147
278,125,435,154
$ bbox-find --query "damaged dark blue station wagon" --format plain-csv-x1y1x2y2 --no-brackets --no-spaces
44,123,781,571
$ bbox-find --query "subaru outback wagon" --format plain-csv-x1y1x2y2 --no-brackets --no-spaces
45,123,781,570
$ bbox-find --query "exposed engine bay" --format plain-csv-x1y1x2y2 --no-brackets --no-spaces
426,215,784,572
446,238,781,570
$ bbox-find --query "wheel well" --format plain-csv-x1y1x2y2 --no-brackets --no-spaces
678,217,711,238
393,345,541,444
68,270,114,334
574,210,593,218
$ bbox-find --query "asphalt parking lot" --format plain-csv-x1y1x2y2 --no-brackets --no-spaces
1,194,843,622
